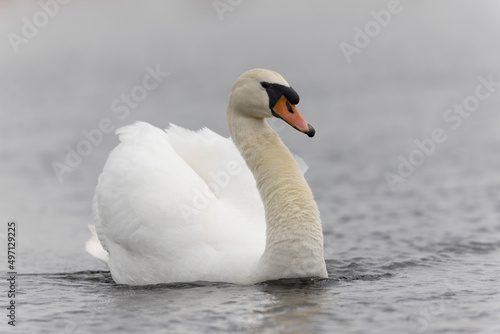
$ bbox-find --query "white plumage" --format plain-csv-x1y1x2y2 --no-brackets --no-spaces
87,69,328,285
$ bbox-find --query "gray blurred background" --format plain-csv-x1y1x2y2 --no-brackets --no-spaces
1,0,499,273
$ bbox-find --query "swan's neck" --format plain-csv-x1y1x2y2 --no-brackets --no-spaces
228,111,327,280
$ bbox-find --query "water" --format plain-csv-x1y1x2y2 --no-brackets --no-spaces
1,0,500,333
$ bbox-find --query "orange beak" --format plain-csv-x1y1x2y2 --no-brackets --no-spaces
272,95,315,137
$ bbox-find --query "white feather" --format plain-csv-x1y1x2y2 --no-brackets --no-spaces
87,69,327,285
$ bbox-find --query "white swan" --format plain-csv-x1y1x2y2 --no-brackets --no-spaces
86,69,328,285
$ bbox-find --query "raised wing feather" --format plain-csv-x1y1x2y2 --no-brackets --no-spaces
92,122,265,284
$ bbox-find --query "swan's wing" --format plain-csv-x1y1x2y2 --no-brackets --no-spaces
165,124,264,217
166,124,308,198
92,122,264,284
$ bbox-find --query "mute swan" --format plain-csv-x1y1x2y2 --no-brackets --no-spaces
86,69,328,285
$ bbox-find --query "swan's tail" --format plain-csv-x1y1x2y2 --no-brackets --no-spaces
85,225,109,264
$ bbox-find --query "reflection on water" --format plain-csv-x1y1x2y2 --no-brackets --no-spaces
256,279,334,334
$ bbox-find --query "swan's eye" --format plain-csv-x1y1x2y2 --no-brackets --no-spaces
260,82,270,89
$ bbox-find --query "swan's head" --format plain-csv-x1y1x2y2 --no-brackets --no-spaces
228,69,315,137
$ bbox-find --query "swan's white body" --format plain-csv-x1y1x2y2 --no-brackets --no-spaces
87,69,328,285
